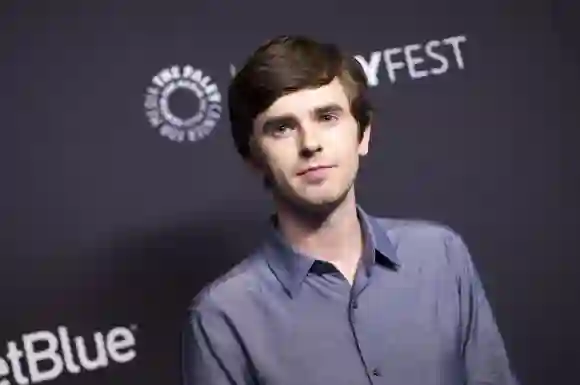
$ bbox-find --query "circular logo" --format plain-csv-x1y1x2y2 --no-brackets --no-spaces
144,65,222,143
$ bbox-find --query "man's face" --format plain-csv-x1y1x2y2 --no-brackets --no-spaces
250,78,371,210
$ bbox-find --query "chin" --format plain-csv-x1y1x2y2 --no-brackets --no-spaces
282,186,351,214
301,191,342,205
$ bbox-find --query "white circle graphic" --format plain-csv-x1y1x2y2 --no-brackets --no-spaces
144,65,222,143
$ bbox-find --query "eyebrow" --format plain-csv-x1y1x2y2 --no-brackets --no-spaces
313,103,344,116
260,103,345,132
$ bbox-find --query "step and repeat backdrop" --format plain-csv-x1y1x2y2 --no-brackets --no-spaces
1,1,578,385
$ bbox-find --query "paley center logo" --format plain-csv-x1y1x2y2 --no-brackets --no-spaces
144,65,222,143
0,324,137,385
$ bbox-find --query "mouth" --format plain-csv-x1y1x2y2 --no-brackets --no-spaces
296,165,336,176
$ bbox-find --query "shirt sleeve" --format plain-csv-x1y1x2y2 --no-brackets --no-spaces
181,298,254,385
446,232,520,385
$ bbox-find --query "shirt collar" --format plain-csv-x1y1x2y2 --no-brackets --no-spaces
262,205,400,298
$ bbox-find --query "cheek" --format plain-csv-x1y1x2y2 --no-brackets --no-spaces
261,144,297,177
328,121,361,155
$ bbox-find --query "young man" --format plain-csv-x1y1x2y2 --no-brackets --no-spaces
182,35,519,385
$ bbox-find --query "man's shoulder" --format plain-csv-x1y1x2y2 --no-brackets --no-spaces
372,215,463,243
188,250,267,316
370,215,471,269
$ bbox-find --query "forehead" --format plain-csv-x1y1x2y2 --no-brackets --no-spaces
255,78,350,123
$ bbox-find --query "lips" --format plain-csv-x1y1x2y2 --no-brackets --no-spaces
296,165,335,176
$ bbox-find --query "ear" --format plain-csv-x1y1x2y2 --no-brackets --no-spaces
245,155,263,174
358,124,372,156
244,138,266,175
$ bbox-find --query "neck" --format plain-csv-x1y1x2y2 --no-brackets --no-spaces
273,189,363,283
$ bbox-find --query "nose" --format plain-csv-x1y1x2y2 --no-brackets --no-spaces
298,126,322,157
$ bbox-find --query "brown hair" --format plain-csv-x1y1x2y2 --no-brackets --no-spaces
228,35,372,160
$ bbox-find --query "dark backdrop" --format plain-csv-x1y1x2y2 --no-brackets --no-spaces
1,1,578,385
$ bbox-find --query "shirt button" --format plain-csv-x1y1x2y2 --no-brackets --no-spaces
351,301,358,309
372,368,381,377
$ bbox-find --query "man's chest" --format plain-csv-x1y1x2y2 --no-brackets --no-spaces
234,270,465,385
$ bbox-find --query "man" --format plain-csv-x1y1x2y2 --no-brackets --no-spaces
182,35,518,385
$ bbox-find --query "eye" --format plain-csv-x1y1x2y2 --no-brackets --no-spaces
320,113,339,122
270,123,294,137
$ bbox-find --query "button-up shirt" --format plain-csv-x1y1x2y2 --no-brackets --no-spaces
182,207,519,385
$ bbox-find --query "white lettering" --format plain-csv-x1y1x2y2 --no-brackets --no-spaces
404,44,428,79
189,70,203,83
57,327,80,374
187,129,201,141
23,331,63,383
443,35,467,69
146,109,161,127
202,126,214,138
191,124,213,140
169,66,180,79
207,91,221,104
204,83,218,96
0,357,10,385
383,48,405,83
200,76,212,88
144,93,158,110
1,325,137,384
203,120,217,130
75,333,108,371
182,65,195,78
207,104,221,119
146,86,159,96
160,124,185,142
354,51,382,87
5,342,26,385
230,35,465,87
425,40,449,75
106,327,136,364
152,75,164,88
159,69,173,84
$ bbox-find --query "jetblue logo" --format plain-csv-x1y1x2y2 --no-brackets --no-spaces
0,325,137,384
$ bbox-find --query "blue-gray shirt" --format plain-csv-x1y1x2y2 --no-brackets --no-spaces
182,207,518,385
